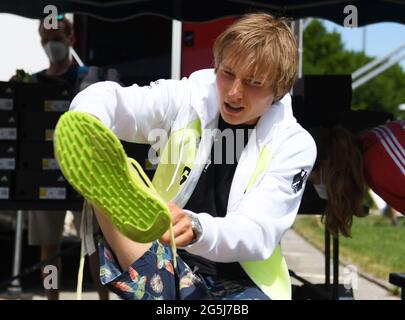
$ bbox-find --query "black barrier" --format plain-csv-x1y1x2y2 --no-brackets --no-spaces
0,81,154,207
296,184,350,300
0,81,153,297
0,81,76,205
389,273,405,300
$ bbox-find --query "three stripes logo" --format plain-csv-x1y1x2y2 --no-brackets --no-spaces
372,121,404,176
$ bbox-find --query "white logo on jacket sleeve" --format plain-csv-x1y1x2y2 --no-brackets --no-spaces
292,169,307,193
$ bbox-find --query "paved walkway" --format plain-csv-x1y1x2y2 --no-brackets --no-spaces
281,229,400,300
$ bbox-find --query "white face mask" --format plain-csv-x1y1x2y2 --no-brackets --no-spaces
313,183,328,200
43,41,69,64
313,169,328,200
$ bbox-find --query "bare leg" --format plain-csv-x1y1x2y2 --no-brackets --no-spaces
93,208,152,271
88,250,109,300
40,244,61,300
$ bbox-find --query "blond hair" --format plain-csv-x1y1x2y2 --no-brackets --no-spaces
213,13,298,100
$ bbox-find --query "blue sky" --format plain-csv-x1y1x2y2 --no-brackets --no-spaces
323,20,405,71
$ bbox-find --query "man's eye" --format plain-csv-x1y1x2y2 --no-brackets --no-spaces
223,70,234,78
246,80,263,87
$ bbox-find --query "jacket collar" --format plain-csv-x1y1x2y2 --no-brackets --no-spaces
189,69,220,129
255,94,296,149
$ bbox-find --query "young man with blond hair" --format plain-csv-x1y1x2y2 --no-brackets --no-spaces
61,13,316,300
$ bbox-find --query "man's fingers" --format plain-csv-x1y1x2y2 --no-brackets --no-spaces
173,233,195,247
162,202,195,246
167,202,177,211
159,230,171,244
159,218,193,245
167,202,188,225
160,231,194,247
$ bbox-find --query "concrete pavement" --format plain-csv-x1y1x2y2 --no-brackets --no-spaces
281,228,400,300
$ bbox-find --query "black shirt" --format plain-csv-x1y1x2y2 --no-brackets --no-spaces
34,64,80,88
179,116,255,280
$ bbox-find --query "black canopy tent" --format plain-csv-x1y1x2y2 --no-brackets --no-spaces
1,0,405,26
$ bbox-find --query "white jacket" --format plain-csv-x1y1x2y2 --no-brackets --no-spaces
70,69,317,263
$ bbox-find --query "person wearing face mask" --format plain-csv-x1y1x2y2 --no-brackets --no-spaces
9,16,109,300
43,38,69,64
9,16,88,88
308,121,404,237
31,16,88,90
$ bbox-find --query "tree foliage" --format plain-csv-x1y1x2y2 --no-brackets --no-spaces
303,20,405,118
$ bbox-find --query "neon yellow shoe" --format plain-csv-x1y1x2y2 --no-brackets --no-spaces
53,111,172,243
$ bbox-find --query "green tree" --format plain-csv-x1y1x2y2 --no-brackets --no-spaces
303,20,405,118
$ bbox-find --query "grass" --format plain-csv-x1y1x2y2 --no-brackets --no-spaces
293,215,405,281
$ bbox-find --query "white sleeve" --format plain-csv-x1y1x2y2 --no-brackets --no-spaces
69,79,190,144
185,129,317,262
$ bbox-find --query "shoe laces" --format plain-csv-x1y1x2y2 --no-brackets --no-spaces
127,157,177,269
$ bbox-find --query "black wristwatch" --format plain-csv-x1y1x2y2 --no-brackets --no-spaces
187,213,203,244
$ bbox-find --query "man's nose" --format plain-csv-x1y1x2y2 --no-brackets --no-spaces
228,78,243,100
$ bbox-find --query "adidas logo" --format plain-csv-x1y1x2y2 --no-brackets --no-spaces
7,147,14,153
180,166,191,185
8,117,15,123
1,176,8,182
5,88,12,94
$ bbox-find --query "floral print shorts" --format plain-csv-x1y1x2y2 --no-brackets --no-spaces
99,240,270,300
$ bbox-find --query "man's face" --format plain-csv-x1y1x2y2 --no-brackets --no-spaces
216,60,275,126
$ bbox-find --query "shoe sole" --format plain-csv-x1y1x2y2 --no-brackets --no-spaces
54,111,171,243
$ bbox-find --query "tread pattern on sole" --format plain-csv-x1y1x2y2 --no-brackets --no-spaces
54,111,171,243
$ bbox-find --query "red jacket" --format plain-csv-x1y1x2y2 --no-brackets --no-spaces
361,120,405,214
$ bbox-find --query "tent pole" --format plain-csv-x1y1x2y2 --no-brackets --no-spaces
292,19,303,95
352,52,405,89
171,19,182,80
352,43,405,80
8,210,24,296
292,19,303,78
